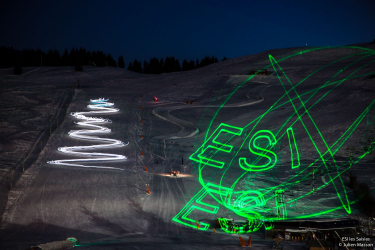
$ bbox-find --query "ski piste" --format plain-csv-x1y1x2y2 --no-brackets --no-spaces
48,98,130,171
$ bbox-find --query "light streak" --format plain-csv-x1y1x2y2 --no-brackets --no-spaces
174,46,375,233
153,173,195,178
47,98,129,170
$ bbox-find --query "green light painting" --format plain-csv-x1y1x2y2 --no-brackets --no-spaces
173,46,375,233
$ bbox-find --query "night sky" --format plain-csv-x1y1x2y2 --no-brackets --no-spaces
1,0,374,64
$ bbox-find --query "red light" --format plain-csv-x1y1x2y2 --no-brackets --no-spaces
154,96,158,101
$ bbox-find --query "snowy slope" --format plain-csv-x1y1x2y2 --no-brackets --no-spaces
0,43,375,249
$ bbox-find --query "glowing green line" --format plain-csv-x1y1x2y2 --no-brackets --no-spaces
287,128,300,169
210,55,375,200
239,130,277,172
269,54,351,214
216,53,375,204
172,184,219,231
174,46,375,233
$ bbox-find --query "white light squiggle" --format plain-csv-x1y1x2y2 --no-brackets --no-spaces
47,98,129,171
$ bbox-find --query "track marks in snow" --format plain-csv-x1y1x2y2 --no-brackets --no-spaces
151,84,270,140
40,171,52,224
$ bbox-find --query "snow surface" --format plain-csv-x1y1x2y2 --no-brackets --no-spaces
0,43,375,249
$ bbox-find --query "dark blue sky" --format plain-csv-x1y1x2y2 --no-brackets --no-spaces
1,0,374,64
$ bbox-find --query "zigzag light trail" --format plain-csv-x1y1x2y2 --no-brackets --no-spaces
47,98,129,171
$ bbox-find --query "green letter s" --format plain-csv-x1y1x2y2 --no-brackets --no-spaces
239,130,277,172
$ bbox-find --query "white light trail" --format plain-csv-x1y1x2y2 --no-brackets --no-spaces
47,98,129,171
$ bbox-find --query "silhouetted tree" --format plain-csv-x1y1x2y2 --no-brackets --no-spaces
90,51,97,66
143,60,149,73
149,57,161,74
189,60,195,70
164,57,172,73
0,47,10,68
53,50,61,66
221,57,227,61
45,49,54,66
182,59,189,71
105,54,116,67
20,49,27,67
98,51,106,67
69,47,78,66
159,58,164,73
181,59,196,71
23,49,39,67
127,59,142,73
36,48,45,67
61,48,69,66
78,47,86,65
196,55,219,68
128,62,133,71
164,56,180,73
86,50,91,65
132,59,142,73
15,49,21,67
0,47,21,68
0,46,223,74
94,50,106,67
118,55,125,68
174,58,181,72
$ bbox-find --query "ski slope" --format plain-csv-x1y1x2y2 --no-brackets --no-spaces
0,43,375,249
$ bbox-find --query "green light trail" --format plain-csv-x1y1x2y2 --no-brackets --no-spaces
174,46,375,234
287,128,300,169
